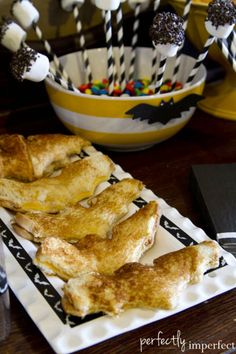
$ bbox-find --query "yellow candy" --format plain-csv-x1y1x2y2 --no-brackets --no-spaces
93,80,101,85
142,78,150,86
142,88,149,94
161,85,170,92
85,89,92,95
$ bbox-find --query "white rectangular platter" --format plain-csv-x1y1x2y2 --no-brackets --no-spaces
1,146,236,354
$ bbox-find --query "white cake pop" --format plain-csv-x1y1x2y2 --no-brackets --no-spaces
11,0,39,29
0,18,26,52
94,0,120,11
61,0,84,12
150,12,185,57
10,47,49,82
205,0,236,39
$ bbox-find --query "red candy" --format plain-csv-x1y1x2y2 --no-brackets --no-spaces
78,79,183,96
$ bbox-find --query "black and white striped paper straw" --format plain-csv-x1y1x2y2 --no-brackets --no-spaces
227,31,236,58
21,42,78,91
172,0,192,89
116,3,126,91
150,0,161,85
185,35,215,87
73,4,93,83
128,3,141,82
32,22,74,91
155,55,167,93
101,10,118,85
48,65,80,92
104,10,114,95
217,38,236,72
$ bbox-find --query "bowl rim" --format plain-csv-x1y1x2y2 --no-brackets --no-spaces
45,50,207,102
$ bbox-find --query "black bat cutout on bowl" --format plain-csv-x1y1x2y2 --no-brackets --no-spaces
126,94,205,125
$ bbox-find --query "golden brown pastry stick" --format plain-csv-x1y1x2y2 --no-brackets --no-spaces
33,201,158,279
0,134,33,181
0,134,90,181
62,241,220,317
13,178,143,242
0,152,114,213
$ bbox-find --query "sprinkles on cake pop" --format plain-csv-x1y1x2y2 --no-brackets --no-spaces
206,0,236,28
149,12,185,46
10,46,38,81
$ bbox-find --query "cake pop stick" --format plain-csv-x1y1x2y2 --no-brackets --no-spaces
185,0,236,87
48,65,81,92
100,8,119,85
1,20,77,92
95,0,120,95
116,0,126,91
217,38,236,72
10,45,80,92
171,0,192,89
11,0,74,90
150,12,185,94
227,30,236,59
128,0,141,82
0,18,26,52
150,0,161,85
60,0,93,83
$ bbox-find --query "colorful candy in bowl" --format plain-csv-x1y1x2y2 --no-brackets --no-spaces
170,0,236,120
45,47,206,151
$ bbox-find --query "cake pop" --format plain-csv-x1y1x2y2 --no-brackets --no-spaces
150,12,184,93
10,46,49,82
185,0,236,87
0,18,26,52
95,0,120,10
11,0,39,29
61,0,84,11
150,12,185,58
11,0,74,89
205,0,236,39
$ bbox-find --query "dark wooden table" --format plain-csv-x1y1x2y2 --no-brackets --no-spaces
1,95,236,354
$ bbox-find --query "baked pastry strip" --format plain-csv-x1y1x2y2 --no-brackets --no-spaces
0,134,90,181
62,241,220,317
13,178,144,242
0,152,114,213
26,134,90,179
33,201,158,279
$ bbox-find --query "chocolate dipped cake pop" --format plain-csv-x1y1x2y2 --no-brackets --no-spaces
205,0,236,39
10,46,49,82
150,12,185,57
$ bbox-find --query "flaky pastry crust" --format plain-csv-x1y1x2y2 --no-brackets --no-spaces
62,241,220,317
13,178,143,242
0,152,114,212
0,134,90,181
33,201,158,279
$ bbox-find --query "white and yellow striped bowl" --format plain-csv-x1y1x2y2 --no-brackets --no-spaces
45,47,206,151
